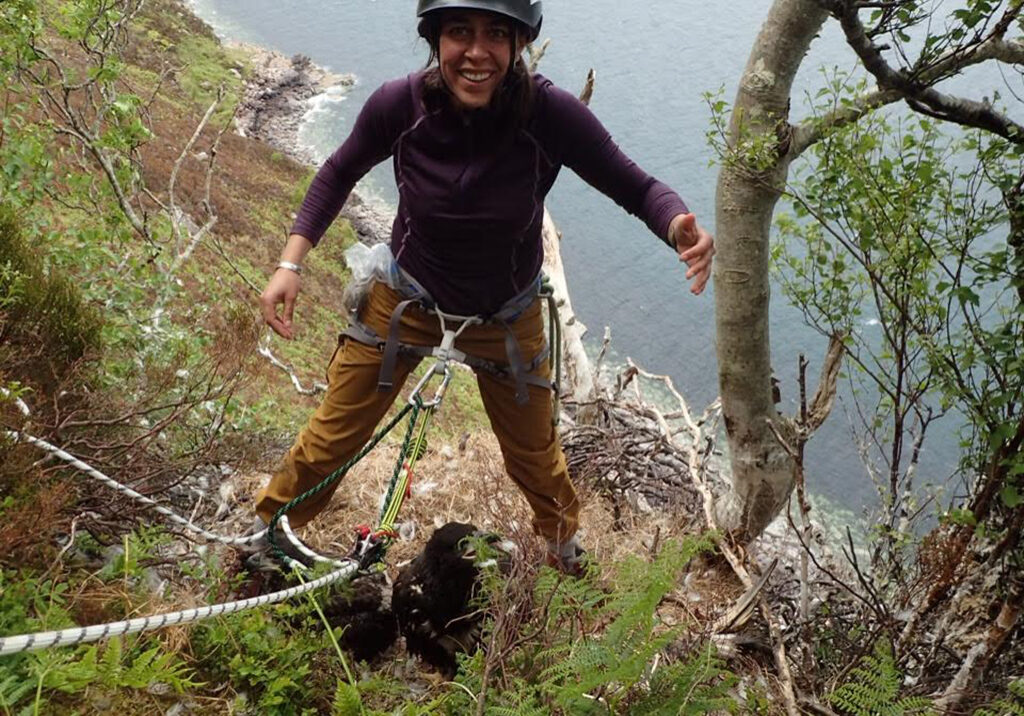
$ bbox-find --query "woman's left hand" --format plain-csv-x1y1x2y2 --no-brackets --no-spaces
669,213,715,295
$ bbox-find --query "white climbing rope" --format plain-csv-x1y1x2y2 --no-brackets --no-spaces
279,514,350,569
0,429,360,655
5,431,266,546
0,560,358,656
3,430,352,562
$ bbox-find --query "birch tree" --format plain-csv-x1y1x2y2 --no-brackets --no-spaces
713,0,1024,541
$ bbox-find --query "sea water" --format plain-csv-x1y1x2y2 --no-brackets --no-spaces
185,0,1004,514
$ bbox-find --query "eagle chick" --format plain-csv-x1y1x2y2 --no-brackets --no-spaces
392,522,513,676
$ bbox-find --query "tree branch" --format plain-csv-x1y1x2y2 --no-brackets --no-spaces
258,338,327,396
823,0,1024,142
791,31,1024,158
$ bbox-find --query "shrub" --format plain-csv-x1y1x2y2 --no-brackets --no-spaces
0,203,102,373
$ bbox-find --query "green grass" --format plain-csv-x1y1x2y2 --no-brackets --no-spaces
176,35,246,118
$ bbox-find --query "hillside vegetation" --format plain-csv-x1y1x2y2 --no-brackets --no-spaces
1,1,1021,714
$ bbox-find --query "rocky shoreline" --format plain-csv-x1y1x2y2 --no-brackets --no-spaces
230,41,395,245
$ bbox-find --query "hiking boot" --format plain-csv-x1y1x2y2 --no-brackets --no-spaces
237,516,312,574
545,535,588,577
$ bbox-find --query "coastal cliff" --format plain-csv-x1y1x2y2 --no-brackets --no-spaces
227,39,396,246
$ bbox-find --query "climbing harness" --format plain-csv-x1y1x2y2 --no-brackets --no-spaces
348,270,565,423
342,264,562,410
0,276,564,656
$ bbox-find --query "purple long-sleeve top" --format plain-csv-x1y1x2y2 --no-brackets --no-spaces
292,71,689,316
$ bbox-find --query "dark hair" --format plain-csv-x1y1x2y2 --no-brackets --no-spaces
420,15,535,128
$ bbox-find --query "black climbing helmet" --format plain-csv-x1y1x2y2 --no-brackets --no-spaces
416,0,543,42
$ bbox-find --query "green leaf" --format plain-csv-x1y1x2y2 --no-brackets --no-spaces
332,680,362,716
1001,485,1023,509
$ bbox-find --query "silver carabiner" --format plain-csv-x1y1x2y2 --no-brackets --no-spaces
409,361,453,408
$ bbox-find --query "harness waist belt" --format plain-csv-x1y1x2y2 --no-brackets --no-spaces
342,265,553,405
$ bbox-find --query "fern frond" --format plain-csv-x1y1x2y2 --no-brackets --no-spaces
975,679,1024,716
830,641,935,716
632,642,739,715
0,674,34,711
332,679,362,716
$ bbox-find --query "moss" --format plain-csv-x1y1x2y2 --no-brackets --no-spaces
133,0,220,47
121,63,161,89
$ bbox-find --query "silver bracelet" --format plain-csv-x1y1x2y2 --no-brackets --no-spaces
276,260,303,275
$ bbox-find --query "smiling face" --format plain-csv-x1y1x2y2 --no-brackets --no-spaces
437,10,525,110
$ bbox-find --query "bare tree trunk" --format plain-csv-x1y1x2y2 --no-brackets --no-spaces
539,67,600,411
541,208,597,407
713,0,829,539
935,585,1022,714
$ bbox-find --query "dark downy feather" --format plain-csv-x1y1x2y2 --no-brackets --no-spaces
320,571,398,663
392,522,513,676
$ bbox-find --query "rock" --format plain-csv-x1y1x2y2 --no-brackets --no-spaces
141,568,166,597
147,682,173,697
343,192,397,247
278,69,301,87
225,40,396,244
102,544,125,570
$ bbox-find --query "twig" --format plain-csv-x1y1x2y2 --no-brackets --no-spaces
578,69,596,107
526,38,551,73
258,338,327,396
678,403,801,716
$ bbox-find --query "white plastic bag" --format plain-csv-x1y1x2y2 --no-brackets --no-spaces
342,242,394,315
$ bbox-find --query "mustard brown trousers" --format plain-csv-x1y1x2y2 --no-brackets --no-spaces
255,281,580,544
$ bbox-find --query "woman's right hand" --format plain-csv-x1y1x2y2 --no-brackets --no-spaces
260,268,302,340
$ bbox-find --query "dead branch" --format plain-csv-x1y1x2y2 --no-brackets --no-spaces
578,69,596,107
149,89,233,331
167,86,226,261
526,38,551,73
258,337,327,396
541,209,597,409
538,64,604,412
805,334,845,433
935,586,1022,713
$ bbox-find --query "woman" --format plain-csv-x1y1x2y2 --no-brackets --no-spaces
253,0,715,573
